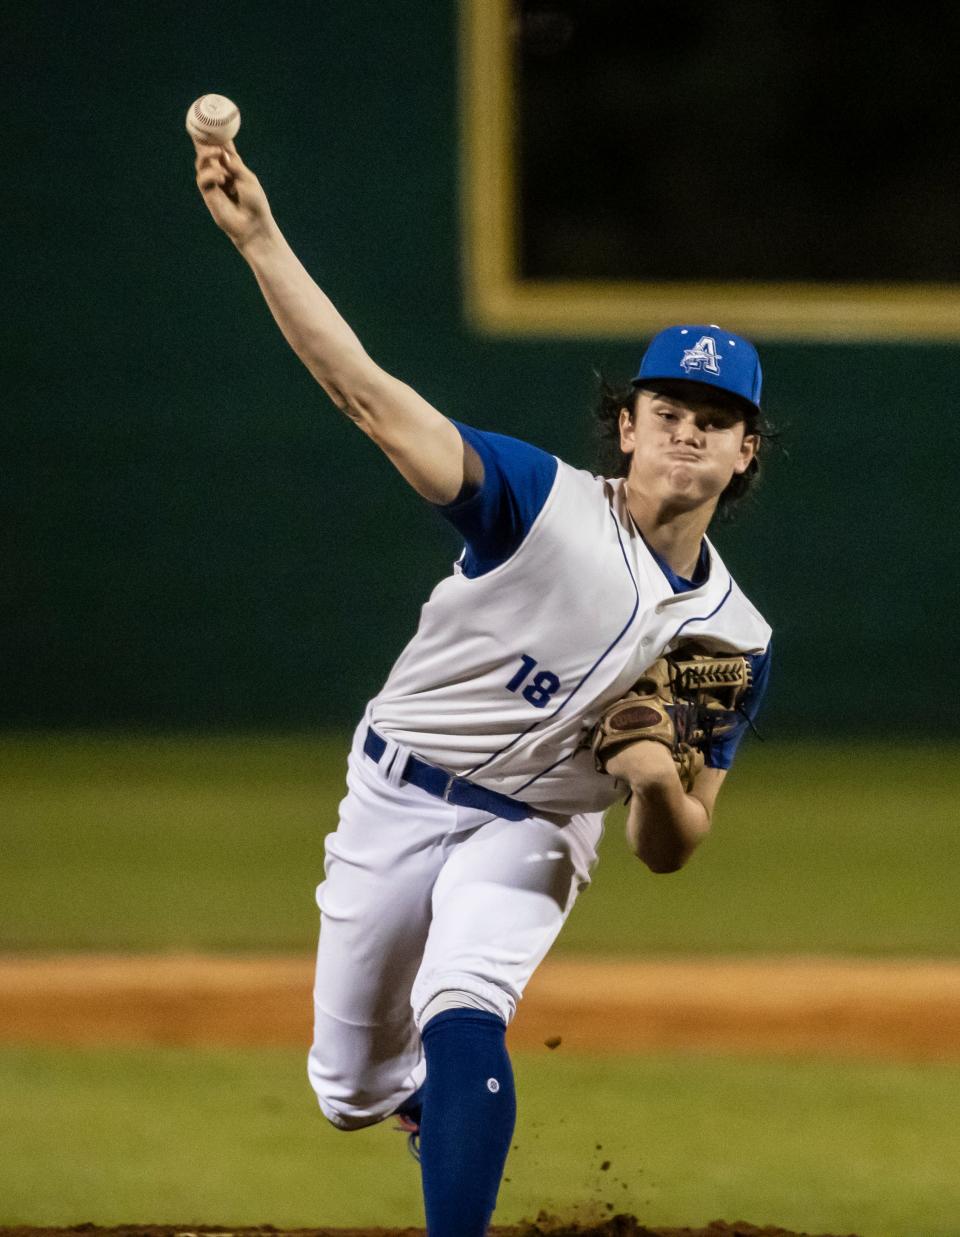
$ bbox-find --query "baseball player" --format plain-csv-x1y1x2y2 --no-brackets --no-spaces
192,137,772,1236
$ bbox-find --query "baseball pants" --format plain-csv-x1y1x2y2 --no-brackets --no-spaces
308,713,604,1130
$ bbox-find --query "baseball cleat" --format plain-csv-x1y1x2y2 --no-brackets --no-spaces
394,1112,421,1162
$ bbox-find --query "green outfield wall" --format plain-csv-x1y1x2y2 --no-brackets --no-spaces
3,1,956,735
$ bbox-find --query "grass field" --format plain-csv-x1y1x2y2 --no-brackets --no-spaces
2,734,959,954
3,1044,960,1236
3,733,959,1236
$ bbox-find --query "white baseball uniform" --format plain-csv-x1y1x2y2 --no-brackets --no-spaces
309,421,772,1129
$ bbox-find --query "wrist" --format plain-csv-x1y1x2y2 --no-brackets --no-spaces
235,216,281,261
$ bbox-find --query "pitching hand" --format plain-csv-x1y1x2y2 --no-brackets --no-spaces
191,136,274,251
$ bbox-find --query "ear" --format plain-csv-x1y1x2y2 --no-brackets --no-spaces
733,432,760,475
618,405,636,454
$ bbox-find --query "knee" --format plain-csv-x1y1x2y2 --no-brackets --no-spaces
307,1029,426,1132
316,1096,381,1132
311,1075,404,1132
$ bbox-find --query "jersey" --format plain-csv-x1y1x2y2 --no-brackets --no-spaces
369,423,772,816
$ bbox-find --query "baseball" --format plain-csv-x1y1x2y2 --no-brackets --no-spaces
185,94,241,144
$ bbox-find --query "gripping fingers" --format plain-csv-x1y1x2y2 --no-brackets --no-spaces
196,147,231,192
198,164,224,191
192,136,238,166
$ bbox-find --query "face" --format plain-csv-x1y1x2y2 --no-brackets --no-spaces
619,386,759,514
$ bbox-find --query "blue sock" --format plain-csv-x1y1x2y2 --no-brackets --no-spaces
418,1008,516,1237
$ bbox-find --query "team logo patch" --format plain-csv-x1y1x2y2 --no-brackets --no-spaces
681,335,722,376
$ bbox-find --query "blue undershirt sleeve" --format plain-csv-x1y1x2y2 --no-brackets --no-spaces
433,421,559,577
704,642,772,770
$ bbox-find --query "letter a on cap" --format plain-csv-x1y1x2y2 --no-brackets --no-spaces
680,335,722,376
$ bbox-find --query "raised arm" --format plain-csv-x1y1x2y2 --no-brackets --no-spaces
192,137,479,504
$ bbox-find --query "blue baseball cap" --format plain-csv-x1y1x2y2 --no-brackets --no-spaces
632,324,762,413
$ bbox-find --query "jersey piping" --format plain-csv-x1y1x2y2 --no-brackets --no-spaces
513,577,740,796
667,578,734,644
464,507,641,779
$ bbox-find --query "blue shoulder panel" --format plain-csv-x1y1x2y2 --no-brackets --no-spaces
434,421,559,577
643,535,768,770
704,643,772,770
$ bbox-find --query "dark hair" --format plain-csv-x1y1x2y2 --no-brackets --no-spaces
593,375,780,520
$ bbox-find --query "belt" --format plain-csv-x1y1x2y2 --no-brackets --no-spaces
363,726,531,822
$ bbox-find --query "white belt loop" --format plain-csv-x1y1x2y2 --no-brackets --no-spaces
378,735,411,788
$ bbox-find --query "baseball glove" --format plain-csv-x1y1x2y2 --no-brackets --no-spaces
591,646,753,792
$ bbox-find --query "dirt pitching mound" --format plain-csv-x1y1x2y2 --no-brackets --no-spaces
4,953,960,1061
0,1221,862,1236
